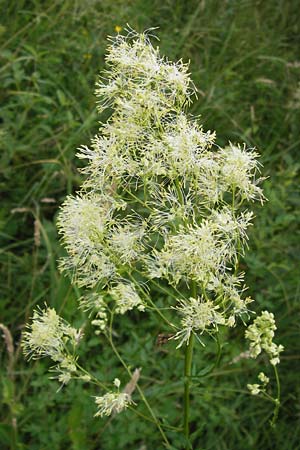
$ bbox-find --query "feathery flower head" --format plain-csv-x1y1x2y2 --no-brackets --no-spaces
218,144,265,202
22,306,79,360
173,297,225,347
210,208,253,241
57,193,114,245
57,193,119,287
109,282,145,315
149,213,241,285
94,391,133,417
95,376,134,417
22,306,80,385
109,223,145,264
96,27,195,115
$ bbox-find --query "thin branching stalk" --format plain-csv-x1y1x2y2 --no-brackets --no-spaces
271,364,281,427
107,311,171,448
183,333,194,447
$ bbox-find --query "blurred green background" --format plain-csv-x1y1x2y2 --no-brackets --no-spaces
0,0,299,449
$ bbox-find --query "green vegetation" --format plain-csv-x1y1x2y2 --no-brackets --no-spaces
1,1,299,449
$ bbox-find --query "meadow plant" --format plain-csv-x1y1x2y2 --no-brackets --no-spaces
22,27,283,448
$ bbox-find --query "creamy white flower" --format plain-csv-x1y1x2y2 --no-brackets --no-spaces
149,217,237,285
210,208,253,242
247,383,261,395
97,31,195,115
173,297,225,348
94,392,133,417
109,224,145,263
58,372,72,385
196,155,222,203
245,311,284,365
22,306,79,385
22,306,78,360
218,143,265,202
258,372,269,384
109,282,145,315
57,193,117,287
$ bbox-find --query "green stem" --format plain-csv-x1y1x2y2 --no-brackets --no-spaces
126,271,176,329
270,364,281,427
107,313,171,448
183,333,194,448
174,178,184,206
183,281,197,447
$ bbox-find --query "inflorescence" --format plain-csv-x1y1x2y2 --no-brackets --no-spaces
22,27,283,418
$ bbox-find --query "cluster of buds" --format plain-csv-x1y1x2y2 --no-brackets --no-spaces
246,310,284,366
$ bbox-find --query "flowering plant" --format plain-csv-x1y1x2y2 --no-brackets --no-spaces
22,27,283,447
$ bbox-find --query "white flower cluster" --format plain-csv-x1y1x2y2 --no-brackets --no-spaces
173,297,225,348
22,306,80,384
22,27,283,421
109,282,145,315
55,28,270,347
247,371,270,396
245,311,284,366
77,29,264,197
57,193,126,288
94,392,132,417
109,223,145,264
55,27,283,372
94,378,133,417
149,209,253,285
79,292,108,335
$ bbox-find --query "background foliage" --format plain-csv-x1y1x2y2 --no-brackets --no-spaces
0,0,299,449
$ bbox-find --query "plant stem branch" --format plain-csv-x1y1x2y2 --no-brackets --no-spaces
183,281,197,447
270,364,281,427
107,312,171,448
183,332,194,448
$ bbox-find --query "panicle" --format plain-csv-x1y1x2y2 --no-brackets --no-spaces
57,193,117,287
23,27,276,419
22,305,80,385
94,377,133,417
22,306,79,359
173,297,225,348
218,143,265,202
55,28,268,348
94,392,133,417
